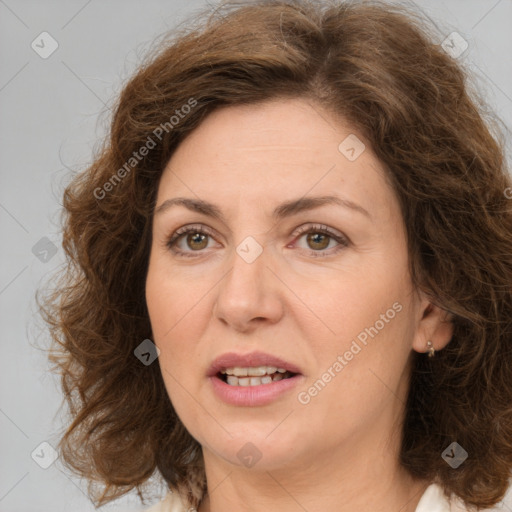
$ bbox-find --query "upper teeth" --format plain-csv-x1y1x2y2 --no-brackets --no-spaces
221,366,287,376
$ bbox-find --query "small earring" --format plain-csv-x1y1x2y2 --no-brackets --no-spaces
426,340,435,358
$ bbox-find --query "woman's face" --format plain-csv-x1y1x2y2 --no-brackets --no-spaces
146,98,442,473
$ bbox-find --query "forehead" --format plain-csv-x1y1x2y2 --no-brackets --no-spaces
156,98,397,225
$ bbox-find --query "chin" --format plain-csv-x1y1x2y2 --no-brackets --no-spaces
199,426,304,471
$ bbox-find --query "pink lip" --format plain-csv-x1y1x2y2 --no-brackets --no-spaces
207,351,304,407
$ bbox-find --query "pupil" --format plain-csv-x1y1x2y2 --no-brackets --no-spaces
188,233,207,250
308,233,328,250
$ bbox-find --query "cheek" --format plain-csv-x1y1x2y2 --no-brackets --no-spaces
302,259,414,397
145,254,217,387
296,307,414,439
145,258,198,378
146,266,203,427
146,253,200,339
309,267,397,346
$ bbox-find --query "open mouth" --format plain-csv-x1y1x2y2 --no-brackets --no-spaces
218,365,297,387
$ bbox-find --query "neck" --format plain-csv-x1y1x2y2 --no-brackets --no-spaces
197,431,429,512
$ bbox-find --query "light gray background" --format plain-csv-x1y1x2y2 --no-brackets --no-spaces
1,1,511,511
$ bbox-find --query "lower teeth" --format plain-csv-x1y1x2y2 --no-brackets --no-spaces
224,372,292,387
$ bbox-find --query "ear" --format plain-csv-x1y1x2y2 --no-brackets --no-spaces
411,294,454,354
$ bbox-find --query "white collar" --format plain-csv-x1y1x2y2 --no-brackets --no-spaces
415,483,453,512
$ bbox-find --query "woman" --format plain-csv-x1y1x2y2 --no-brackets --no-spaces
40,1,512,511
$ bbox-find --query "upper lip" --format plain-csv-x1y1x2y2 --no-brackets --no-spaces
207,351,302,377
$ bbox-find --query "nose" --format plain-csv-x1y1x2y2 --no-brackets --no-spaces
212,243,284,333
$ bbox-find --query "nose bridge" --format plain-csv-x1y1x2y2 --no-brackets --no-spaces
213,235,283,328
223,236,268,302
224,207,272,285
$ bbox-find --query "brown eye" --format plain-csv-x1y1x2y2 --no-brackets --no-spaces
166,225,216,257
306,232,330,251
185,232,209,250
292,224,349,256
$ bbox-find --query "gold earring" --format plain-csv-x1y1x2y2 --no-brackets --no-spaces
427,340,435,358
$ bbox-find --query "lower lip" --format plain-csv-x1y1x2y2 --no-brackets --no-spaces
209,374,303,406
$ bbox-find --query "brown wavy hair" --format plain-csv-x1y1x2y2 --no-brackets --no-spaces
39,0,512,509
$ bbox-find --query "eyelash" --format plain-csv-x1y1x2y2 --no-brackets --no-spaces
165,223,349,259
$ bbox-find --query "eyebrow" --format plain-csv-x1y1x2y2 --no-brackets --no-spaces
154,195,371,221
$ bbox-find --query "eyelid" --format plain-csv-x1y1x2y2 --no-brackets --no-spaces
165,222,349,257
289,223,350,254
168,223,217,242
291,223,347,241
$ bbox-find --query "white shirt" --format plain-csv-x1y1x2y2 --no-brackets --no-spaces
144,483,466,512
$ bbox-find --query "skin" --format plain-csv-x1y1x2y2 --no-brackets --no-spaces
145,97,454,512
